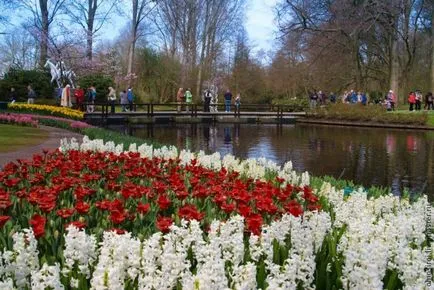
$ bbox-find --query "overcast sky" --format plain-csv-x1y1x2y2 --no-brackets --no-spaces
6,0,279,53
245,0,278,52
96,0,278,53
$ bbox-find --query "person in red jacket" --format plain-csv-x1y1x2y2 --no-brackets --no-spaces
74,85,85,111
408,91,416,111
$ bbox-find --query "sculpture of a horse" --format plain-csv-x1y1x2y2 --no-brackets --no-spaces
64,70,76,89
44,59,61,88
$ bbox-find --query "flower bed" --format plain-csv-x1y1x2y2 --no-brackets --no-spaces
0,112,92,131
0,113,38,127
8,103,84,120
0,137,432,289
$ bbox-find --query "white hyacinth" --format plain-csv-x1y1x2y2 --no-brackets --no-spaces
137,143,153,158
31,263,64,290
63,225,97,278
7,229,40,288
179,149,194,165
90,231,139,290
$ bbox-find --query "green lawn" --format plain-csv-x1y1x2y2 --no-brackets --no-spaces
0,124,49,153
392,110,434,127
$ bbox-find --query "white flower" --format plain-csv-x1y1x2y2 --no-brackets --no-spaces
63,225,97,278
31,263,64,290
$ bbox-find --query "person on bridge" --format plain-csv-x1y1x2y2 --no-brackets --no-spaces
203,89,212,112
61,84,71,107
86,85,96,113
177,88,184,112
74,85,84,111
127,87,134,111
224,89,232,112
120,90,128,112
108,87,116,113
184,88,192,113
235,93,241,113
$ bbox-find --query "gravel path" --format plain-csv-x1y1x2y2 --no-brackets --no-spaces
0,126,83,169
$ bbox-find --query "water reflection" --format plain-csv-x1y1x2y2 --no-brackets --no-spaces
109,123,434,197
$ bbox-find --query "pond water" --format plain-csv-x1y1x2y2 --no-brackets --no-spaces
110,123,434,196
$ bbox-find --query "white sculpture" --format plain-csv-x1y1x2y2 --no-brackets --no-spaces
64,70,76,89
44,59,76,88
44,59,61,88
209,84,219,112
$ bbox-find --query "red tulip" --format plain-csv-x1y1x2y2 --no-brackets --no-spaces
178,204,204,221
65,221,86,229
285,200,304,217
157,195,171,210
107,228,126,235
75,201,90,214
57,208,75,219
246,214,263,236
0,216,10,228
29,214,46,238
137,202,150,214
156,216,173,233
110,210,127,224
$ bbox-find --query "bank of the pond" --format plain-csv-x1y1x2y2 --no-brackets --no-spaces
297,118,434,130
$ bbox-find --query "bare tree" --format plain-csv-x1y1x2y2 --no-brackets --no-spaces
277,0,427,103
155,0,246,98
0,27,39,71
63,0,118,61
127,0,156,78
20,0,67,68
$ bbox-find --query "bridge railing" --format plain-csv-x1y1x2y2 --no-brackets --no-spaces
82,102,300,120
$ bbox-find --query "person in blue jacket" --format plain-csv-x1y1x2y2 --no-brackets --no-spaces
127,87,134,111
361,93,367,105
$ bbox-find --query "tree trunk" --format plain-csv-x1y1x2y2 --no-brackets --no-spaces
86,0,97,61
352,37,363,89
196,1,210,99
390,36,400,104
127,41,135,75
39,0,49,68
128,0,138,77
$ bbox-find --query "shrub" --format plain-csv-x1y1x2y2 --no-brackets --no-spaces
309,103,428,125
272,97,309,112
0,68,55,101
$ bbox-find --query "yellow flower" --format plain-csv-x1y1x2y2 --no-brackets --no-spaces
9,103,84,120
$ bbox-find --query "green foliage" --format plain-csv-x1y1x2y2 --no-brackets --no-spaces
272,97,309,111
0,68,54,101
78,74,115,103
310,103,428,125
136,47,181,103
368,91,385,104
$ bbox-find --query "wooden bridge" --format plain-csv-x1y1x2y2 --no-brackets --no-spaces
83,103,306,125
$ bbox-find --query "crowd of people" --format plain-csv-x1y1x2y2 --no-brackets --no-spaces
407,90,433,111
309,90,368,109
176,88,241,113
56,85,135,113
309,89,434,111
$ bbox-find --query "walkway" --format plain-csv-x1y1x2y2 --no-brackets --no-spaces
0,126,83,169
